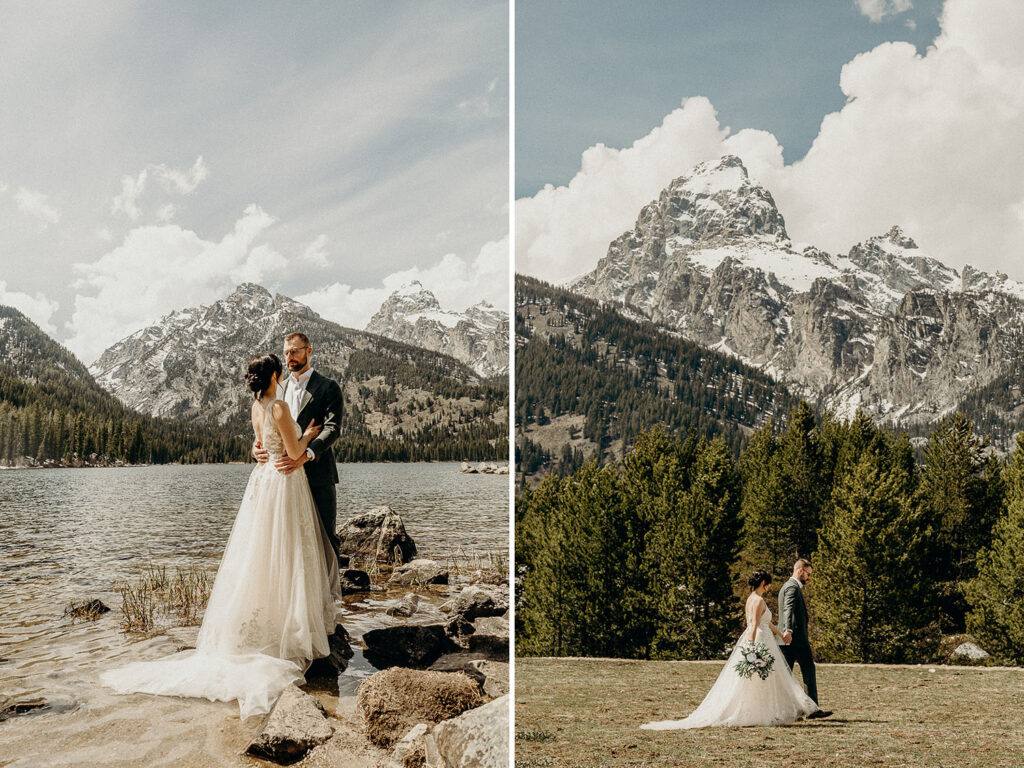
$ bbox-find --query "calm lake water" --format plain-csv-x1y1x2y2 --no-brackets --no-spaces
0,462,508,730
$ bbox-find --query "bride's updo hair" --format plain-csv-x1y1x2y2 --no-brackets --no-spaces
748,569,772,589
245,353,282,399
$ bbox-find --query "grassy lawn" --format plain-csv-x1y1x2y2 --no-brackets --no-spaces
515,657,1024,768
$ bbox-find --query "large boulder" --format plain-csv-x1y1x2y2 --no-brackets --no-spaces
363,624,455,670
445,585,509,622
336,506,417,564
245,684,334,765
356,667,482,749
425,694,508,768
389,559,449,586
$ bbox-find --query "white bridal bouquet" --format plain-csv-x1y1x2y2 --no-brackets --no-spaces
734,641,775,680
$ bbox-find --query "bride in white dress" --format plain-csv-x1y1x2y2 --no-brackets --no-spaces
641,570,818,729
101,353,343,719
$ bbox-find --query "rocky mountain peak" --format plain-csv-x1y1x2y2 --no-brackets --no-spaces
365,285,508,377
882,225,918,249
658,154,789,243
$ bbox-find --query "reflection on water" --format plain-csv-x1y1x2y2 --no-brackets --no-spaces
0,462,507,705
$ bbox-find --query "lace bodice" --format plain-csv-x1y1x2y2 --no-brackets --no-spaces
260,398,300,457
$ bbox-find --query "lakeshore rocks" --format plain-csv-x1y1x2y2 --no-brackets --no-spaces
340,568,372,594
459,462,509,475
467,616,509,661
445,585,509,622
356,667,483,749
389,559,450,586
306,624,355,679
443,615,476,648
63,598,110,621
245,684,334,765
427,652,494,682
362,624,456,670
336,507,417,564
388,722,431,768
467,568,508,586
424,694,509,768
387,594,422,618
471,661,509,700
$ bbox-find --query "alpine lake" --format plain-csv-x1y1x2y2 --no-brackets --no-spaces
0,461,509,767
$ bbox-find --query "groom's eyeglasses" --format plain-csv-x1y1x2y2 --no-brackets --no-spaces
284,346,310,358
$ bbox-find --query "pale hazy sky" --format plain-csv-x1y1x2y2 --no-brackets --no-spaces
517,0,1024,290
0,1,508,363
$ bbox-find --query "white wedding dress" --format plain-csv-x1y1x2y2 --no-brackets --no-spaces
641,603,817,729
101,399,342,718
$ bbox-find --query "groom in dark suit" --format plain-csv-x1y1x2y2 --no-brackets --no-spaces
253,332,343,567
778,559,831,719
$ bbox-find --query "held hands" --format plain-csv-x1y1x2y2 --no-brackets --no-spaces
303,421,322,441
781,630,793,645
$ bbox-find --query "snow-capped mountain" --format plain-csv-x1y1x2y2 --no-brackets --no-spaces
90,283,500,429
571,155,1024,425
365,281,509,378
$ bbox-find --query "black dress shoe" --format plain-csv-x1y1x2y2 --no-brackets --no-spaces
806,709,832,719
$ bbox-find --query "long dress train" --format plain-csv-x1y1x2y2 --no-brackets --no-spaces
640,605,817,729
100,399,342,718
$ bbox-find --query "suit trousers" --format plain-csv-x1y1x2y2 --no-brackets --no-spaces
309,481,341,568
780,642,818,704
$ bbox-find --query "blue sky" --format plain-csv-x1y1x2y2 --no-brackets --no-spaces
517,0,941,196
516,0,1024,287
0,1,508,363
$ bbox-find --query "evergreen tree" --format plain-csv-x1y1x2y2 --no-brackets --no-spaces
919,413,1003,631
776,401,824,560
965,432,1024,663
649,438,741,659
815,450,935,663
739,421,792,578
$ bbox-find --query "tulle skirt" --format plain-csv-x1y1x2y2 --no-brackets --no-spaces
101,460,342,719
640,625,817,729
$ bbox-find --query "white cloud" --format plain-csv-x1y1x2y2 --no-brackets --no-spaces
0,280,59,335
111,170,147,220
156,203,176,223
298,235,509,329
855,0,913,23
516,98,729,284
518,0,1024,286
14,187,60,225
152,156,208,194
111,156,208,221
96,226,112,242
301,234,330,268
66,204,282,363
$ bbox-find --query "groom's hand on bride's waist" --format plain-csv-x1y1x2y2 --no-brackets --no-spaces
252,441,269,464
274,453,308,474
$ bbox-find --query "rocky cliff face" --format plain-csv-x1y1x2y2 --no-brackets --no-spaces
571,155,1024,425
90,283,495,428
365,281,508,378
